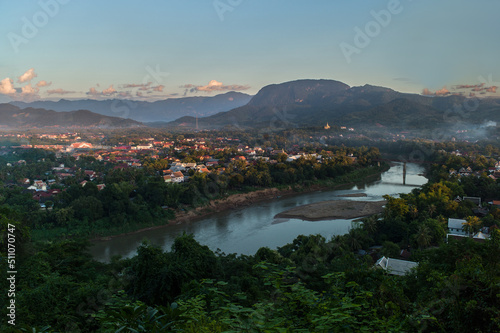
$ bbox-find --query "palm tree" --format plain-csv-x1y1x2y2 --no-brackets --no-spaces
361,214,379,236
462,216,482,236
428,204,436,218
345,227,366,251
415,224,432,249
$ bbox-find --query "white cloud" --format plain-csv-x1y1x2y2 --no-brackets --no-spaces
182,80,250,94
0,78,16,94
87,87,100,96
36,80,52,88
21,84,37,95
86,85,117,97
102,85,117,95
18,68,37,83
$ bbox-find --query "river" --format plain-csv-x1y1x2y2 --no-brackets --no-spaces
90,163,427,262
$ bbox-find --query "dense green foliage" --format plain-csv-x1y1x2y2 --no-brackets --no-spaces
1,136,500,331
0,145,381,240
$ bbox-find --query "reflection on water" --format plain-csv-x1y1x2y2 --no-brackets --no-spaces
90,163,427,262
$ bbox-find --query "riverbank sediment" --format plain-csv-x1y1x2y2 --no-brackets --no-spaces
274,200,386,221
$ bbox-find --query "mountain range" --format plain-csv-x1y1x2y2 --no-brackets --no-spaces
4,79,500,131
168,79,500,131
10,91,252,123
0,104,142,129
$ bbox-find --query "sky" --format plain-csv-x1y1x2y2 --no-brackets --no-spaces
1,0,499,102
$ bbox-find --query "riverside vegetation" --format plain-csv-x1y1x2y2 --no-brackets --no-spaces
1,137,500,331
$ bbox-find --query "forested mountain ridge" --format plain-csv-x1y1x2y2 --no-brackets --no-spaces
0,104,143,129
167,79,500,130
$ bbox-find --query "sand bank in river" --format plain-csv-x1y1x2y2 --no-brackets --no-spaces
335,193,367,197
274,200,386,221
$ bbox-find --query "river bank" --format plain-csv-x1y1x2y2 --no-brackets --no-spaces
92,165,388,241
274,200,386,221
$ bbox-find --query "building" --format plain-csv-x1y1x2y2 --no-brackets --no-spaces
448,218,467,235
171,171,185,183
375,256,418,276
324,123,330,129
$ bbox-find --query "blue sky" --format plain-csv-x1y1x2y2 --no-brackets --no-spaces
1,0,499,102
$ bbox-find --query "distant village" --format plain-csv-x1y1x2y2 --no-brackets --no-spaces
1,130,499,251
0,131,356,208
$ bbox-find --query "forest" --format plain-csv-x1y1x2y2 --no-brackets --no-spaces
1,136,500,332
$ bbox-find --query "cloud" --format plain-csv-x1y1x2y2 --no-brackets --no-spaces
0,78,16,94
152,85,164,92
122,82,152,89
435,87,450,96
118,92,133,98
422,88,433,96
47,89,76,95
198,80,224,91
102,85,117,95
18,68,37,83
86,85,117,97
181,80,250,94
36,80,52,88
21,84,38,95
0,75,41,101
117,82,168,97
421,86,450,96
450,83,499,96
87,87,100,97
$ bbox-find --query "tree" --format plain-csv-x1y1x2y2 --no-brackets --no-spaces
414,224,432,249
462,216,482,236
381,241,400,258
409,205,418,219
428,204,436,218
383,195,409,219
361,214,379,236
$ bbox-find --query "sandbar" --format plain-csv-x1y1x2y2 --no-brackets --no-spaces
274,200,385,221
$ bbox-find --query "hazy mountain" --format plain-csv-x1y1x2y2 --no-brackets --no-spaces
10,92,252,123
167,79,500,131
246,79,349,107
0,104,143,129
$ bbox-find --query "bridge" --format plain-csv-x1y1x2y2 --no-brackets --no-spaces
373,158,434,165
374,159,431,186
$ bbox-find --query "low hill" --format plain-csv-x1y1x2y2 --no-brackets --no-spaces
0,104,143,129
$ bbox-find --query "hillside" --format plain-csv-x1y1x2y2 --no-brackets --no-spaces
166,80,500,131
10,91,252,123
0,104,143,129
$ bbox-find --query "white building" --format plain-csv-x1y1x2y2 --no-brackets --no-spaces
448,218,467,236
375,256,418,276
